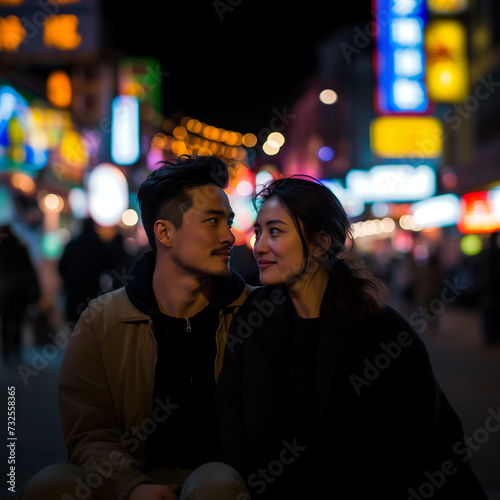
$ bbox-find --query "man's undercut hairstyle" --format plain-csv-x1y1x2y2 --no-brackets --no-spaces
137,154,230,252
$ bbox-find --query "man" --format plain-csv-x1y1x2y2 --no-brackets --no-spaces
18,155,254,500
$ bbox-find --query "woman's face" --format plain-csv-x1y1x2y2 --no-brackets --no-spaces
252,197,308,285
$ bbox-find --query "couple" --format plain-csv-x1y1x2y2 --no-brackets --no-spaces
18,154,487,499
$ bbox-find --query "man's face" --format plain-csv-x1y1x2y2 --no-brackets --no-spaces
167,185,236,278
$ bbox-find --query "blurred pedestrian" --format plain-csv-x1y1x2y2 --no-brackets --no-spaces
103,230,135,290
480,231,500,345
0,224,40,365
58,217,113,326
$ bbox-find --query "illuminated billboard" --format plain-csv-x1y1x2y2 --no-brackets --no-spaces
411,194,460,228
111,95,140,166
346,164,436,202
370,116,443,158
425,20,468,103
457,190,500,233
373,0,430,114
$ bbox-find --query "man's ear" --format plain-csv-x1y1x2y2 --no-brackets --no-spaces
153,220,174,249
313,231,331,258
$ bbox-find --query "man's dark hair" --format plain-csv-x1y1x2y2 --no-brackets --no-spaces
137,154,230,252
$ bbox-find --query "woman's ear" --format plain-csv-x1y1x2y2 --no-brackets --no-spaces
153,219,174,249
313,231,331,258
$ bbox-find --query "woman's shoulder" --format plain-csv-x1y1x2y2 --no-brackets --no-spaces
361,303,431,359
237,284,289,315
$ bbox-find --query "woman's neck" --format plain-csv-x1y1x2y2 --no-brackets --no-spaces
287,267,329,318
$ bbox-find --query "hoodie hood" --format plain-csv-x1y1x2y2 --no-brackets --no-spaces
125,250,246,320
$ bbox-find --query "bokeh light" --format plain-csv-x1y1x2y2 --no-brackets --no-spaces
319,89,338,104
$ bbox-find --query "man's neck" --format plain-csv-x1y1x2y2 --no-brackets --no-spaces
152,261,212,319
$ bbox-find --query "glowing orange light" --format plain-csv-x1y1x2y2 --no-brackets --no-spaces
11,172,36,195
173,126,188,140
47,70,72,108
44,15,81,50
0,16,25,52
242,133,257,147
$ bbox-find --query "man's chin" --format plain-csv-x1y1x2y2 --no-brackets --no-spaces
207,265,231,279
197,263,231,280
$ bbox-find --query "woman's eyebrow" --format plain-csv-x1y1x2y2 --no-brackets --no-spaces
253,219,287,229
264,219,287,226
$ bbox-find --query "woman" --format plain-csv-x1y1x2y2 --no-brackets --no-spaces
216,176,487,499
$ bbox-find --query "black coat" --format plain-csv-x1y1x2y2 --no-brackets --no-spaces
216,280,488,499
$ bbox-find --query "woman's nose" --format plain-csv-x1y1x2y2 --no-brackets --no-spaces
253,237,267,256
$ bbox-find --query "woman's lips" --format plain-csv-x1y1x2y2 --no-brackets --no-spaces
258,261,275,269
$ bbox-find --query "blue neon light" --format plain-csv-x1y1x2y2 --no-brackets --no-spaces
374,0,429,114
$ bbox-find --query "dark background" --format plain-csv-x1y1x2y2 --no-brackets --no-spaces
102,1,373,134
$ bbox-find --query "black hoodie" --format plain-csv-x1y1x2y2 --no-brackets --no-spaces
125,251,246,470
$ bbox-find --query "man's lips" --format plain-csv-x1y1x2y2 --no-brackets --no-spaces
213,248,232,259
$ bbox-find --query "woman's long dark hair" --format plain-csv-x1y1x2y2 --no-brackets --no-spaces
253,175,388,321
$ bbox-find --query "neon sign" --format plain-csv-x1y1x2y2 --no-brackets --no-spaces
373,0,430,114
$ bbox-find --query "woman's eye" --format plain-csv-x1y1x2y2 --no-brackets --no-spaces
269,227,280,235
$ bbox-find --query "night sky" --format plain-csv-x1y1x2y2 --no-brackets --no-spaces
104,1,373,135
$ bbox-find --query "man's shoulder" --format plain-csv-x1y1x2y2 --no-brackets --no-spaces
85,287,149,324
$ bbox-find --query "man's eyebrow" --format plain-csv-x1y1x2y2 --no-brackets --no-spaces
203,209,235,218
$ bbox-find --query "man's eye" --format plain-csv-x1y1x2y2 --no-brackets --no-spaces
207,218,218,224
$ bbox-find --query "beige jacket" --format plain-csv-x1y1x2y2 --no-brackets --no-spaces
58,284,256,500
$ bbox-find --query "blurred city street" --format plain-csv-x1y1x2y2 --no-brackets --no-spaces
1,0,500,499
1,301,499,498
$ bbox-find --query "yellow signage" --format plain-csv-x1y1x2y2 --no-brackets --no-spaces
370,116,443,158
425,20,468,102
427,0,468,13
59,129,88,170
